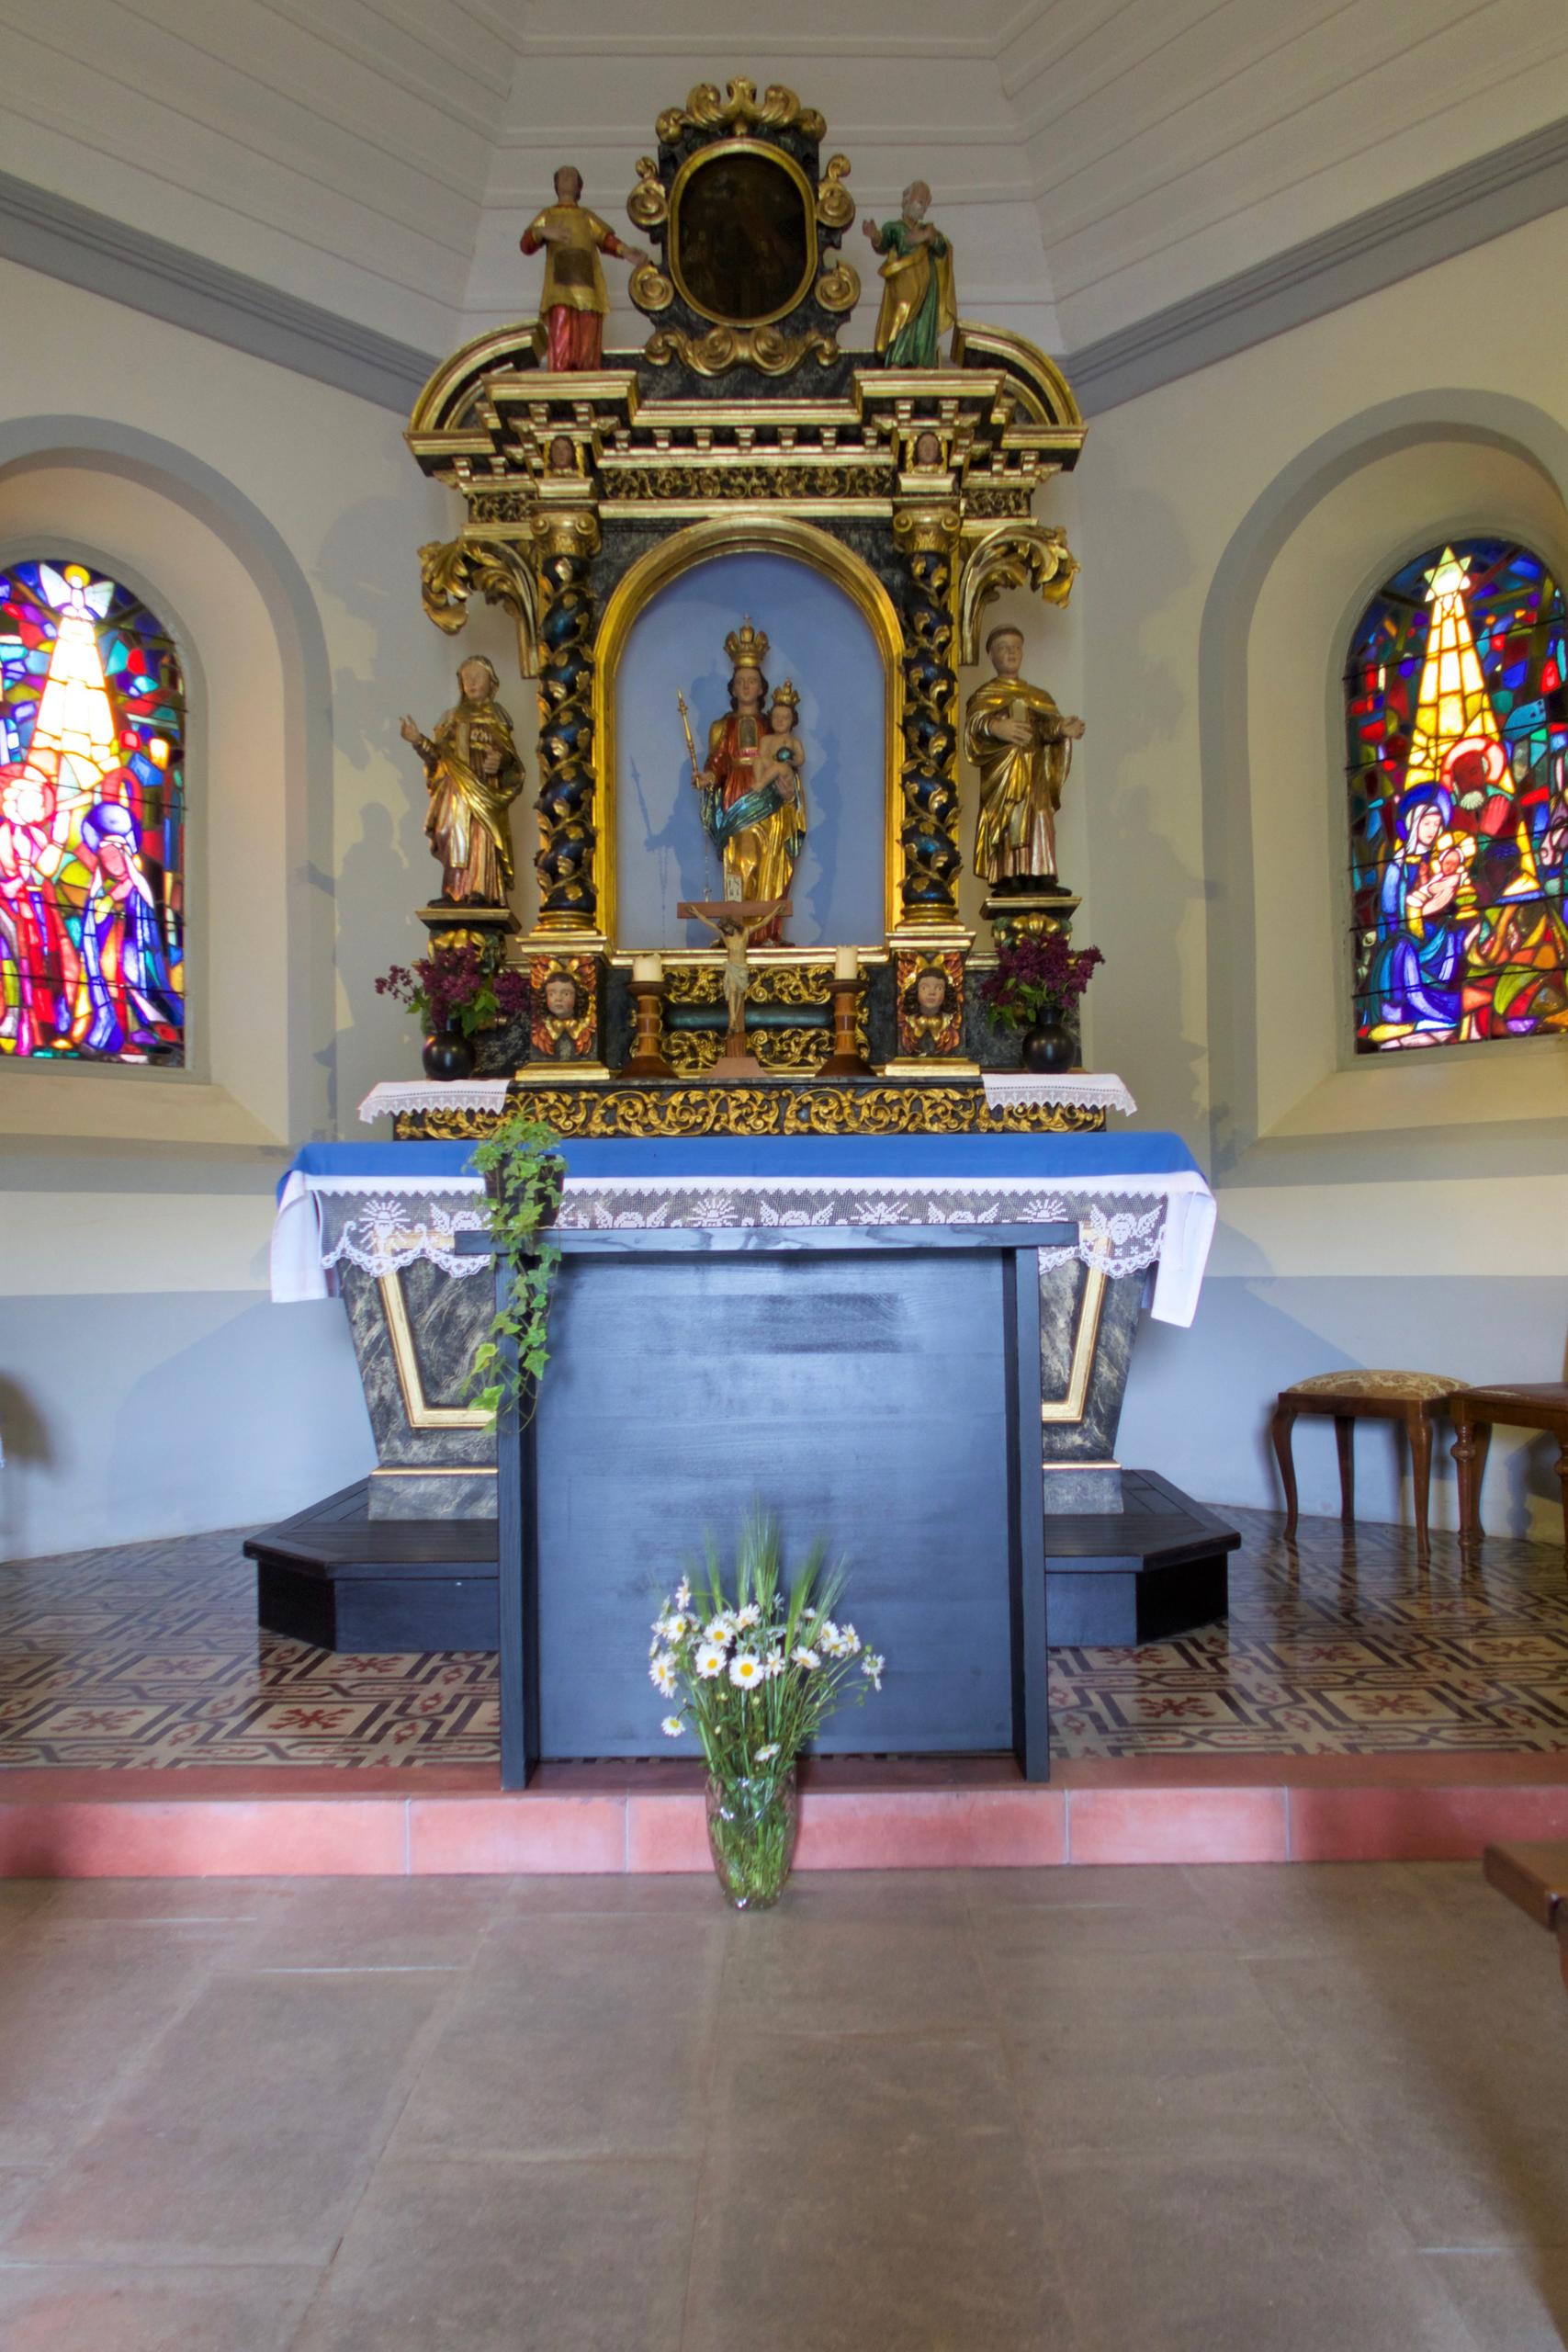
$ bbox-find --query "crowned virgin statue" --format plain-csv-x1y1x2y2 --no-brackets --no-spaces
691,621,806,948
400,655,525,906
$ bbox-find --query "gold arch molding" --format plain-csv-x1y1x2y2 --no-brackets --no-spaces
592,515,906,944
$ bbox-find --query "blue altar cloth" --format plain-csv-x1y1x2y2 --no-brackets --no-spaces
280,1131,1204,1193
273,1130,1217,1325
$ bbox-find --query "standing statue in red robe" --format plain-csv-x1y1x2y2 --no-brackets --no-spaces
520,166,649,373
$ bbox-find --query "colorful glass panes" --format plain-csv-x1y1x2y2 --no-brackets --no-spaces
1348,537,1568,1052
0,559,185,1064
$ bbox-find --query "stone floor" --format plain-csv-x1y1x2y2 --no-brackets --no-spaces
0,1862,1563,2348
2,1508,1566,1767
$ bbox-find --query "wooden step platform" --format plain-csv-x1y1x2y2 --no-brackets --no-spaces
247,1470,1235,1656
1043,1468,1239,1645
246,1482,498,1651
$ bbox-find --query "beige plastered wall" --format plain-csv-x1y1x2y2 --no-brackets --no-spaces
6,209,1568,1547
1076,204,1568,1533
0,257,493,1555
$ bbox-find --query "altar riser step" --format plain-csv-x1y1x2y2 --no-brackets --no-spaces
3,1765,1566,1876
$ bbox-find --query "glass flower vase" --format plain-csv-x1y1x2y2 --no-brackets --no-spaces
705,1768,799,1910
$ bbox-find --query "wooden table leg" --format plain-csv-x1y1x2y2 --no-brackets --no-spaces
1557,1444,1568,1570
1409,1406,1433,1563
1335,1415,1356,1524
1270,1400,1300,1540
1452,1415,1491,1547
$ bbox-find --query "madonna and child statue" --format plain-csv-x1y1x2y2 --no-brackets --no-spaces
680,619,805,949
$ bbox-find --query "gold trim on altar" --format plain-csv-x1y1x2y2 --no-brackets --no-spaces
378,1274,491,1430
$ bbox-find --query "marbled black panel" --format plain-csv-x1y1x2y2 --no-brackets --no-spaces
337,1262,495,1476
368,1468,498,1522
1037,1251,1142,1476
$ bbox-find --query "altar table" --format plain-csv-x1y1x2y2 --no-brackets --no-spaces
258,1135,1232,1715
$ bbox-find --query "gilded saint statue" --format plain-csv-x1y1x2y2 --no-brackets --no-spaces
400,655,525,906
689,623,806,949
520,165,649,372
862,182,956,368
964,625,1086,890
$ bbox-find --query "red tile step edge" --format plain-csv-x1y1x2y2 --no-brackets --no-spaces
3,1753,1568,1876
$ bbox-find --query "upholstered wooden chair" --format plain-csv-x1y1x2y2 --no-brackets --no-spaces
1450,1384,1568,1561
1269,1371,1464,1560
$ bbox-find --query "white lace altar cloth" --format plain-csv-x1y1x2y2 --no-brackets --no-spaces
274,1166,1214,1326
358,1080,510,1122
981,1072,1136,1116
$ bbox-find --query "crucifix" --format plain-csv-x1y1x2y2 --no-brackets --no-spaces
676,897,791,1078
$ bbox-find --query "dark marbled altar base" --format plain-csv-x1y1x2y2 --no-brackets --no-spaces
337,1258,496,1521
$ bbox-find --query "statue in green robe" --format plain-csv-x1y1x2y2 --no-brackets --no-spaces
863,182,957,368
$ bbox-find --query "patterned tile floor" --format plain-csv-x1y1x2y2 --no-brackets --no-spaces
0,1507,1564,1769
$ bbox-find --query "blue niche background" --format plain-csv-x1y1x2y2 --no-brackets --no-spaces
614,550,886,948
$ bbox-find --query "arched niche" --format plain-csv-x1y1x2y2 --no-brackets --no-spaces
596,523,901,950
0,418,333,1148
1197,392,1568,1174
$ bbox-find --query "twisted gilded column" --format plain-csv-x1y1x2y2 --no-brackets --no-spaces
892,503,964,929
529,509,602,935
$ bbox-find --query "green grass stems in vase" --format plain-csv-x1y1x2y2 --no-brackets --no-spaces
649,1512,886,1909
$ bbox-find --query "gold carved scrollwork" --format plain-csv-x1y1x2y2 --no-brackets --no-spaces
629,262,673,314
816,154,855,232
656,80,826,141
608,463,886,502
417,537,539,677
393,1085,1107,1142
814,262,860,314
964,485,1036,520
627,156,667,232
644,324,840,377
957,523,1079,665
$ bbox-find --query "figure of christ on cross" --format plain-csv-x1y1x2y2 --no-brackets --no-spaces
677,898,791,1077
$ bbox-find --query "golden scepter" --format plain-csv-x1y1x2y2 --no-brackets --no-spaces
676,690,701,786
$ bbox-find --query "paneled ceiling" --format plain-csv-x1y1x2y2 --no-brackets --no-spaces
4,0,1566,363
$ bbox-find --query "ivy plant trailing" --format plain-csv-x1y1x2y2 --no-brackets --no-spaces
468,1109,565,1422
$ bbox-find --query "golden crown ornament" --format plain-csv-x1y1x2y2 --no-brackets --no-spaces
724,617,770,670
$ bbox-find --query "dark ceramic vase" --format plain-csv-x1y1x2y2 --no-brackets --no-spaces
422,1024,476,1081
1020,1018,1074,1075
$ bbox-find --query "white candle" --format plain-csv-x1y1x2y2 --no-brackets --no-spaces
834,944,859,980
631,954,663,982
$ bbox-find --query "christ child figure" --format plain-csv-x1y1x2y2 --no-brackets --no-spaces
754,683,806,818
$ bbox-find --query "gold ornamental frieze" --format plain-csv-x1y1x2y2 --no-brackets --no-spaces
604,462,888,503
392,1082,1106,1143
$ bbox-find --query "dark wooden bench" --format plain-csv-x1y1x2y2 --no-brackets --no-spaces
1483,1841,1568,1993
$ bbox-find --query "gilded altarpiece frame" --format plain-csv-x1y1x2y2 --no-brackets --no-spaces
405,82,1086,1073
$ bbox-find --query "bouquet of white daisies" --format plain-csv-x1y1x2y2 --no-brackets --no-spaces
649,1511,886,1786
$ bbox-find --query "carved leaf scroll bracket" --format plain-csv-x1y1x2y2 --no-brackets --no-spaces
957,523,1078,667
418,537,540,678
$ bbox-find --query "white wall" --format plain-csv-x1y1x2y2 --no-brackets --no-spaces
0,256,464,1556
6,198,1568,1557
1077,203,1568,1538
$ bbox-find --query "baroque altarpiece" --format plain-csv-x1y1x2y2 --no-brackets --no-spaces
401,79,1089,1139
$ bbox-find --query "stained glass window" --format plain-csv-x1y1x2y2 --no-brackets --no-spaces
0,559,185,1063
1347,537,1568,1052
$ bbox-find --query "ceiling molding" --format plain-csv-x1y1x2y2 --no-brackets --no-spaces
1066,112,1568,415
0,170,437,414
3,104,1564,431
